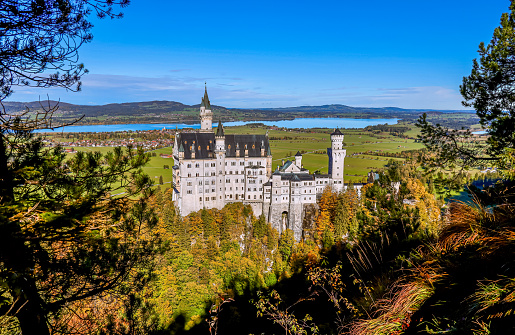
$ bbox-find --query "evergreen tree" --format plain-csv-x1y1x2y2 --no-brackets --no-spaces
0,131,159,334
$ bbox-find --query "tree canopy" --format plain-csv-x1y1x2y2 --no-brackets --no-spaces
0,1,166,334
417,0,515,173
0,0,129,101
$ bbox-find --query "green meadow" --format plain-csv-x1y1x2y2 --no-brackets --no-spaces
63,122,426,185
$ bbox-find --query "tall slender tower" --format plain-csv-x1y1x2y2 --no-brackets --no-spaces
215,120,226,208
327,128,346,189
199,84,213,132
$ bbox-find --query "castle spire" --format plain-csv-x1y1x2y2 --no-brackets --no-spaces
199,84,213,132
216,119,224,136
203,83,211,109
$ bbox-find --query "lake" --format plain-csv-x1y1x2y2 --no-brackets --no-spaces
36,117,399,133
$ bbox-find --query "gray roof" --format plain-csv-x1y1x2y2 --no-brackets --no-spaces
280,173,315,181
176,132,270,159
216,120,224,136
331,128,343,136
201,86,211,109
295,151,302,157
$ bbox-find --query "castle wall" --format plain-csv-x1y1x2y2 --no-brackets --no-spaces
175,89,351,241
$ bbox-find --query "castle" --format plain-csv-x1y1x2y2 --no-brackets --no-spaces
172,87,350,240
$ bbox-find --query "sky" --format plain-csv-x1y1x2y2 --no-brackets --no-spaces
7,0,512,109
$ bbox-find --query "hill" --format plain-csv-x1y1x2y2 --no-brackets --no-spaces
2,100,476,126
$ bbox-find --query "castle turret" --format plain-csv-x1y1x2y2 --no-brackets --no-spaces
200,84,213,132
327,128,346,189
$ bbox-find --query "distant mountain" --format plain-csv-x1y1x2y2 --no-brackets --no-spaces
258,104,472,114
2,100,475,125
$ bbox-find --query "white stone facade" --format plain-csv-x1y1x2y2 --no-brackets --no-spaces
172,89,355,240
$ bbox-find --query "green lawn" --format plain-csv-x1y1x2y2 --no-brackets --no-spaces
62,124,426,186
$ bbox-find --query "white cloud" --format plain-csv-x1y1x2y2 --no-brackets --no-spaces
6,73,467,110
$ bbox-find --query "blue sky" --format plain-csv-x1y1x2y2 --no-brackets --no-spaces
8,0,511,109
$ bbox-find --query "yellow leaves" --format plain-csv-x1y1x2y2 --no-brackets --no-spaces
315,210,332,240
405,178,442,236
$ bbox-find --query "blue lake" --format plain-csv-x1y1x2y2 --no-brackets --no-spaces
36,117,399,133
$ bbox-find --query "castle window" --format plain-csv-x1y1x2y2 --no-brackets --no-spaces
198,146,201,151
207,145,210,150
188,173,191,177
205,163,209,167
187,164,191,168
228,145,231,149
205,197,209,201
199,197,202,202
196,173,199,177
231,162,236,166
229,171,233,174
187,182,192,186
212,197,216,201
252,144,255,149
254,195,256,199
248,195,251,199
240,162,244,166
187,190,192,194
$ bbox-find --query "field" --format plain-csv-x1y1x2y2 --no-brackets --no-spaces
224,124,424,182
62,121,425,184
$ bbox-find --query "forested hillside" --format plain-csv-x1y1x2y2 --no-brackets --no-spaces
3,99,478,127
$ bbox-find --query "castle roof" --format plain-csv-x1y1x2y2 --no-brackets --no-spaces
279,160,293,171
331,128,343,136
280,173,315,181
201,85,211,109
295,151,302,157
216,120,224,136
176,132,270,159
314,174,331,178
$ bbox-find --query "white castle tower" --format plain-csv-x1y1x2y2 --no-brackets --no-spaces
328,128,346,190
214,120,226,208
199,84,213,132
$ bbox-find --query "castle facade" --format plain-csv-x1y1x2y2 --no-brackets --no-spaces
172,88,348,240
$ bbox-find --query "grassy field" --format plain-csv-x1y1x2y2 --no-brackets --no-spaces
62,122,426,185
